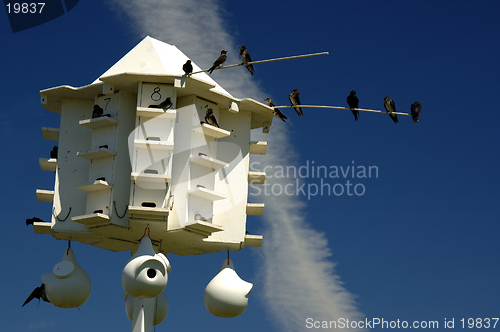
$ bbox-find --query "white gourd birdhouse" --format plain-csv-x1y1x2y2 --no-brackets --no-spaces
204,258,253,318
34,36,273,256
121,235,170,298
41,248,91,308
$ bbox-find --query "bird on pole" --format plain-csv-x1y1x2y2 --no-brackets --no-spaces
347,90,359,121
265,98,287,122
239,46,255,75
384,96,398,123
208,50,228,74
289,89,303,116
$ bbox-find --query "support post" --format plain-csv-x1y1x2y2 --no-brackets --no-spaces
131,297,156,332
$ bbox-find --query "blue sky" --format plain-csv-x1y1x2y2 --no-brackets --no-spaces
1,0,500,331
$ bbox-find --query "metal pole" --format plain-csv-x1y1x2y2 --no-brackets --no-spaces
191,52,329,75
273,105,412,117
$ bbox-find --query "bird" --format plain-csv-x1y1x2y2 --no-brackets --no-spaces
148,97,172,110
204,108,220,128
195,214,207,221
92,105,103,118
239,46,255,75
288,89,303,116
347,91,360,121
208,50,227,74
384,96,398,123
264,98,287,122
50,146,58,159
22,283,50,307
411,101,421,124
183,60,193,75
347,90,360,121
26,217,44,226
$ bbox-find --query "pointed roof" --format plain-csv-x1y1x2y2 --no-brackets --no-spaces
94,36,232,97
39,36,274,130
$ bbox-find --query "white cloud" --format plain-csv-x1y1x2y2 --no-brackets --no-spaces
252,125,365,330
107,0,365,330
107,0,263,100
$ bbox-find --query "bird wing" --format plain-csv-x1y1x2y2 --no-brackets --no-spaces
211,115,219,127
390,100,395,111
22,287,41,307
274,108,287,121
215,54,227,66
244,50,252,63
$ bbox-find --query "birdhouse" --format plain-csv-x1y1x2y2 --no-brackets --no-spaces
121,235,170,298
204,258,253,318
41,248,91,308
34,36,273,256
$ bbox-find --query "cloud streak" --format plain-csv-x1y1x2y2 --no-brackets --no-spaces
108,0,263,100
107,0,365,330
252,125,365,330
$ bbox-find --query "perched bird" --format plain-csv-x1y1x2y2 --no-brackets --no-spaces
347,90,360,121
26,217,44,226
22,283,50,307
50,146,58,159
195,214,207,221
265,98,287,122
411,101,422,124
205,108,220,128
183,60,193,75
288,89,303,116
384,96,398,124
239,46,255,75
208,50,227,74
92,105,103,118
148,97,172,110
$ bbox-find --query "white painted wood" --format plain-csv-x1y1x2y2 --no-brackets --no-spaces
42,127,59,141
33,222,53,234
193,123,231,139
136,107,176,118
244,235,263,247
72,213,110,227
77,148,116,160
39,158,57,171
76,180,113,192
188,187,226,201
248,171,266,185
128,206,169,220
36,189,54,202
249,141,267,155
79,116,118,129
246,203,265,215
190,155,228,169
36,36,276,256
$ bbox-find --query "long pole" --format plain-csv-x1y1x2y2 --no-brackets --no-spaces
191,52,329,75
273,105,412,117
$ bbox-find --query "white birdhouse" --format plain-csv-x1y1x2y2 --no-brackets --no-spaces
204,258,253,318
34,36,273,256
41,248,91,308
121,235,170,298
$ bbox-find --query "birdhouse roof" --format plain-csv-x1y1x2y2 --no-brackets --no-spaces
92,36,232,97
39,36,274,129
